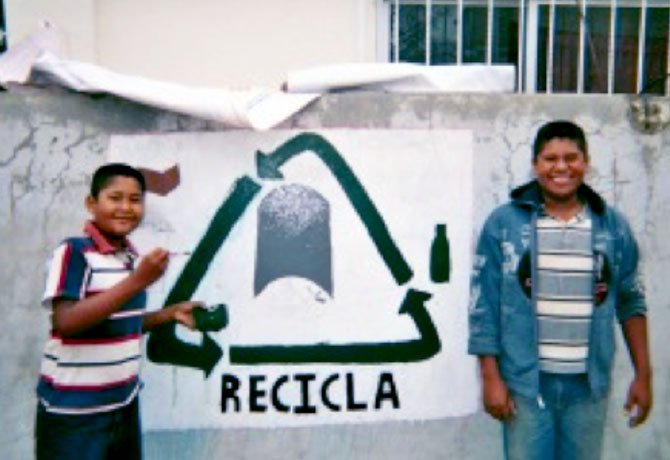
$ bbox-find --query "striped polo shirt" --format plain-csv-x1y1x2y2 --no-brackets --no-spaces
37,221,146,414
536,207,593,374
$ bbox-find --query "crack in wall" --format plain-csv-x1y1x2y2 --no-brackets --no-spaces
41,131,106,238
1,124,37,168
9,156,37,215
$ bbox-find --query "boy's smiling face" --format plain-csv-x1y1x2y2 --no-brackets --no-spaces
533,138,588,204
86,175,145,242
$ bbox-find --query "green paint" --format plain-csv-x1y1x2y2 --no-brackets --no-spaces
149,133,441,374
147,176,261,376
257,132,413,285
229,289,440,364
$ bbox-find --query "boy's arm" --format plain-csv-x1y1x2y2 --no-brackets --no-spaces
468,213,504,357
622,315,652,427
469,213,516,420
612,212,651,426
142,301,201,332
53,249,169,336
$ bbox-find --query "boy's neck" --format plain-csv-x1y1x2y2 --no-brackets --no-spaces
542,196,583,221
105,234,128,250
86,221,129,251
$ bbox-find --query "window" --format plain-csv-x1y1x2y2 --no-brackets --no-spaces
379,0,670,95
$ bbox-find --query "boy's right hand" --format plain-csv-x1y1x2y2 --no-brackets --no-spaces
133,248,169,287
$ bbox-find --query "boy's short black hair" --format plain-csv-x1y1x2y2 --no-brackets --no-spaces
533,120,588,162
90,163,146,198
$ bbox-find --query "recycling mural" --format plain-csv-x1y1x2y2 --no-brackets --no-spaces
109,129,478,429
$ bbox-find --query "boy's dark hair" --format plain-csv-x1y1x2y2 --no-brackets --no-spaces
90,163,146,198
533,120,588,162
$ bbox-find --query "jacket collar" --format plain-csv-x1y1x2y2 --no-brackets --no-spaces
84,220,137,255
510,180,606,216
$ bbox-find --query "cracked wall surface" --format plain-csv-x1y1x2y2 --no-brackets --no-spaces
1,87,668,460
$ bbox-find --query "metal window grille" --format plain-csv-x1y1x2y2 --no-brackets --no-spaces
384,0,670,95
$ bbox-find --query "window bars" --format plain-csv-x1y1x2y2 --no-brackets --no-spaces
386,0,670,95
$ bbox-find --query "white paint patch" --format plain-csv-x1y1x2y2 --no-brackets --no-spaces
109,129,477,429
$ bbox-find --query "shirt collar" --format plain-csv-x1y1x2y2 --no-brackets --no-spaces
538,204,590,225
83,220,137,255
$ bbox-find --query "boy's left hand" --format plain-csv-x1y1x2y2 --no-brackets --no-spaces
171,301,202,330
625,374,652,427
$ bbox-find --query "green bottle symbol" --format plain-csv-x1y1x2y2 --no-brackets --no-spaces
430,223,450,283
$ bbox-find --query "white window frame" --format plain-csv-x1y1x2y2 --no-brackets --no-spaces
377,0,670,95
526,0,668,94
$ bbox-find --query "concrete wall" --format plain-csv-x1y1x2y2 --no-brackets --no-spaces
1,87,669,459
4,0,379,88
4,0,98,62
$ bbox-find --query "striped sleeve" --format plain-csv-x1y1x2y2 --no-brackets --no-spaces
42,241,88,308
